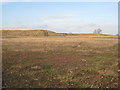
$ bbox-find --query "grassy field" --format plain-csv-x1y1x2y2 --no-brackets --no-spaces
2,30,118,88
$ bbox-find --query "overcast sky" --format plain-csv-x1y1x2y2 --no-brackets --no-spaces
1,2,118,34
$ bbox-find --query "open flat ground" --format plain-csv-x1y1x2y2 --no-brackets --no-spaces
2,35,118,88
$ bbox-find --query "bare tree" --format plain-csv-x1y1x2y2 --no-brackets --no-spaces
44,31,48,36
93,28,102,34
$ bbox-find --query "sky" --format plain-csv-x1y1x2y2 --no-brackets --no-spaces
1,2,118,34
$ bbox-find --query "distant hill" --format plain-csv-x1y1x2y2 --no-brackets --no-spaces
1,30,114,38
2,30,64,37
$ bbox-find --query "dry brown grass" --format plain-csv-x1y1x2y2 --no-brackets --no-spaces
2,35,118,88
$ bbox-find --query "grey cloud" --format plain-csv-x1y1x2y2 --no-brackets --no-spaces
86,23,99,27
44,15,68,19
